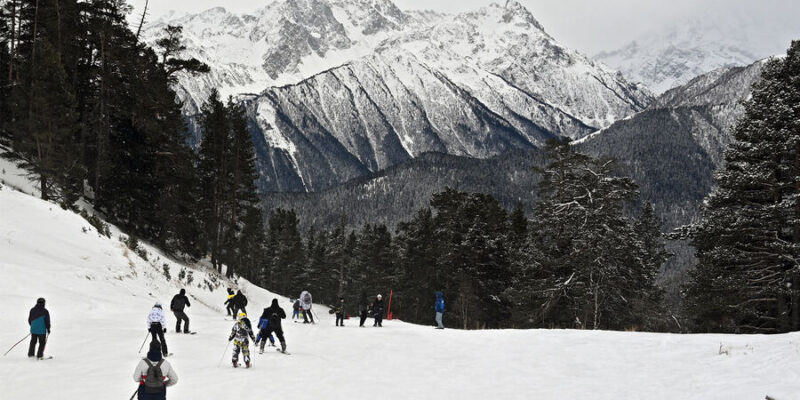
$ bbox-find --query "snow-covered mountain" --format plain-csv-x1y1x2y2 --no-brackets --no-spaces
145,0,652,192
596,8,796,94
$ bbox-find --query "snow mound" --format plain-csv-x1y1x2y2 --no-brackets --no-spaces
1,185,799,399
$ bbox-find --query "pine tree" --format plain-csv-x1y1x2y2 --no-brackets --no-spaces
684,41,800,333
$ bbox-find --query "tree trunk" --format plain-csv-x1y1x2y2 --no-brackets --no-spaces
792,271,800,331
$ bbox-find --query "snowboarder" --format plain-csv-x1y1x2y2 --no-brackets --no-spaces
435,291,445,329
27,297,51,359
170,289,191,334
147,302,169,356
224,288,235,316
133,341,179,400
261,299,288,353
255,310,276,352
358,290,368,327
299,290,315,324
373,294,384,327
228,312,255,368
334,297,346,327
230,290,248,321
292,299,301,319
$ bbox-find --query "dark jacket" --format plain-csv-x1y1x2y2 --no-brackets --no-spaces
373,298,385,318
29,305,51,335
358,291,368,314
293,300,300,311
264,299,286,330
335,300,345,315
232,291,248,308
170,289,191,312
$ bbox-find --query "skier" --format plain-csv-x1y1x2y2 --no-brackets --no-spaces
373,294,384,327
147,302,169,356
230,290,248,321
170,289,191,334
334,297,346,327
224,288,236,316
133,341,179,400
292,299,301,319
255,309,276,353
261,298,288,353
27,297,51,359
299,290,315,324
228,312,255,368
435,291,445,329
358,290,368,327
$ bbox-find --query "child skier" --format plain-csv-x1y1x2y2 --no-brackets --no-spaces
224,288,235,316
228,312,255,368
256,309,276,354
147,302,169,356
292,299,301,319
334,297,346,327
373,294,384,327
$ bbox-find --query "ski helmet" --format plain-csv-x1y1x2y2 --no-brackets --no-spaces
154,302,162,309
36,297,45,305
377,294,383,299
238,312,247,319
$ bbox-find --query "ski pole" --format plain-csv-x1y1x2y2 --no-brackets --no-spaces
217,340,231,367
129,387,138,400
2,333,31,357
138,331,149,354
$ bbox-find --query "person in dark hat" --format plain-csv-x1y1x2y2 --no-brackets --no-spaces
28,297,51,359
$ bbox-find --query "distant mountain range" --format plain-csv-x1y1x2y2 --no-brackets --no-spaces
145,0,651,192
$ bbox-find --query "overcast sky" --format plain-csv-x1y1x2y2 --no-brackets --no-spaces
129,0,800,54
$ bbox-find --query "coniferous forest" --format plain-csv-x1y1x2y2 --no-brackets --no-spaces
2,1,799,333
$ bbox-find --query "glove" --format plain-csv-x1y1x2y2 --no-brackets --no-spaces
47,329,51,334
163,328,167,333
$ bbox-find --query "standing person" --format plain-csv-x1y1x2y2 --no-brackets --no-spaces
435,291,445,329
231,290,248,321
170,289,191,334
334,297,346,327
228,312,255,368
133,341,179,400
292,299,301,320
255,310,276,353
27,297,51,359
358,291,368,327
373,294,384,327
147,302,169,357
224,288,236,316
261,299,288,353
299,291,315,324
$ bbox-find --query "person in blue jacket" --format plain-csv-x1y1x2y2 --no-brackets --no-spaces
28,297,51,359
435,291,445,329
255,309,276,353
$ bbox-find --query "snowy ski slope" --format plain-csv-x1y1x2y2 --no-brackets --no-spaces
1,184,800,400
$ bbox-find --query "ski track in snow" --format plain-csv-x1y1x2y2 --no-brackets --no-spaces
1,185,800,399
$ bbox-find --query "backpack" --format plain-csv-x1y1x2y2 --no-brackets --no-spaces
143,359,165,394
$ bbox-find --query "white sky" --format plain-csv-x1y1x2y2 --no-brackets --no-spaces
128,0,800,55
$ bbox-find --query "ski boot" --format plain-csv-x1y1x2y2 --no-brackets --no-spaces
232,360,238,368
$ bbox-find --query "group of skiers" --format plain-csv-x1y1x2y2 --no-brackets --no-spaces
16,288,444,399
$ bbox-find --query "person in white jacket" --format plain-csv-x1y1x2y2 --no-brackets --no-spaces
147,302,169,356
133,341,178,400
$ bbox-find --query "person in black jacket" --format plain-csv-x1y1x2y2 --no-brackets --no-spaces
170,289,191,333
231,290,248,320
224,288,236,316
334,297,346,327
372,294,384,327
358,291,368,327
261,299,288,353
28,297,51,359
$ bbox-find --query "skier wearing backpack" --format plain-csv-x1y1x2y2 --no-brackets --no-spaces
435,291,445,329
224,288,235,316
170,289,191,334
147,302,169,356
372,294,385,327
133,341,179,400
334,297,346,327
228,312,255,368
358,290,368,327
261,298,288,353
28,297,50,359
255,310,276,353
230,290,248,321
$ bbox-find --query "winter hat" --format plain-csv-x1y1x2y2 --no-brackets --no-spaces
271,299,279,307
377,294,383,299
147,341,162,362
36,297,45,306
154,302,162,309
179,289,186,295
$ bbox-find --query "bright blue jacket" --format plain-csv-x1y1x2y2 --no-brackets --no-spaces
435,292,445,313
29,305,50,335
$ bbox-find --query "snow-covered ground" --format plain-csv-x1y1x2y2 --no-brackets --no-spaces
1,183,800,399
